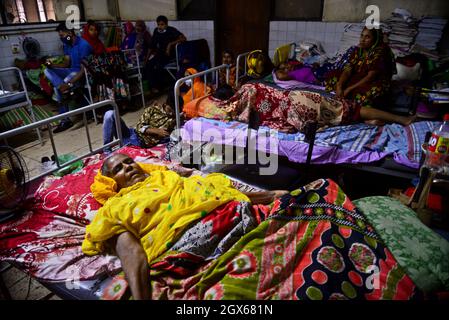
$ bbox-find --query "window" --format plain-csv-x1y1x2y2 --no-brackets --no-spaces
1,0,64,25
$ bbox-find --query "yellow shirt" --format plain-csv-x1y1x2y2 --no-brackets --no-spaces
82,167,249,264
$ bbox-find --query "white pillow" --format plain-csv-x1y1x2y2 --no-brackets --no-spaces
392,62,422,81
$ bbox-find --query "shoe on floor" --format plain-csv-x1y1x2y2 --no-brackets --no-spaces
53,120,74,133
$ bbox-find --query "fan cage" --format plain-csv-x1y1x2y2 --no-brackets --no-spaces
0,146,29,210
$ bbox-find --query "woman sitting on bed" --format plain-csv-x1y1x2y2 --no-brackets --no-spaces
82,153,288,300
324,27,415,125
325,27,393,106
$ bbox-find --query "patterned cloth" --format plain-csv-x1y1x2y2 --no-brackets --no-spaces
325,44,395,108
182,118,437,169
187,83,360,133
218,65,237,88
354,196,449,293
147,179,423,300
135,103,176,148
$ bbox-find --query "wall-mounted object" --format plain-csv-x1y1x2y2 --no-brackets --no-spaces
11,43,20,54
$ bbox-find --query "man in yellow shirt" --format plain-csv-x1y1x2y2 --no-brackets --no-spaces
83,153,288,300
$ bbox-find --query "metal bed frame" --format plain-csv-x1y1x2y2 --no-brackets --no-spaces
173,64,231,130
0,99,123,183
0,99,124,300
0,67,43,145
173,58,422,182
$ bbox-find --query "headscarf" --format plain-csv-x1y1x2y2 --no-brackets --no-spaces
121,21,137,51
134,20,152,61
82,22,106,56
358,27,396,77
183,68,212,105
91,160,167,205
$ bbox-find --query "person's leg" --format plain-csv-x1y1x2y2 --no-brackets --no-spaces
360,107,416,126
44,68,78,130
145,55,169,92
102,110,133,148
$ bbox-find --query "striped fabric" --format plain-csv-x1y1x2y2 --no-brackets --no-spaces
0,105,56,131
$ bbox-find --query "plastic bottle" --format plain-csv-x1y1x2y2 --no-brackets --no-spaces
425,113,449,172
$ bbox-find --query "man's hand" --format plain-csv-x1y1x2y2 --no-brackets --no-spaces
59,83,71,94
146,128,170,138
165,44,172,57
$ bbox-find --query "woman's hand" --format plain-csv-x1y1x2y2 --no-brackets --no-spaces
343,87,353,98
146,128,170,138
244,190,289,205
59,83,71,94
115,232,151,300
336,84,345,98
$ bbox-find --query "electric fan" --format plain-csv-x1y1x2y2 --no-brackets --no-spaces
0,145,29,223
22,37,41,60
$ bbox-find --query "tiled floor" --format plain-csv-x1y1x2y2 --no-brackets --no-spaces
13,94,167,179
1,94,168,300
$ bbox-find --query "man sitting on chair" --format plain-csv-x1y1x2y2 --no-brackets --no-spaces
44,22,93,133
144,15,186,95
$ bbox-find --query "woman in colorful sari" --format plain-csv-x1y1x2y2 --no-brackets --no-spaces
82,20,106,56
82,153,287,299
325,27,415,125
325,27,394,108
134,20,152,65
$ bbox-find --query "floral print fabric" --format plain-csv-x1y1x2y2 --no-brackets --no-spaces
325,44,395,108
354,196,449,293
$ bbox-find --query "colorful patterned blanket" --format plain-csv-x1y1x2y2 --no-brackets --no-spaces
182,118,438,169
0,146,445,300
146,179,423,300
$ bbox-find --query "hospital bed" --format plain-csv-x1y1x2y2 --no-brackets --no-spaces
0,67,43,145
173,52,442,184
0,99,448,299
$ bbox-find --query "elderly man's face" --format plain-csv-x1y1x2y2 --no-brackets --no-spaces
104,154,147,190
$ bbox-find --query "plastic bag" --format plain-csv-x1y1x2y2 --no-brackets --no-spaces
53,154,84,177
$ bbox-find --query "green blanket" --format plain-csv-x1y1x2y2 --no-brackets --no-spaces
354,196,449,293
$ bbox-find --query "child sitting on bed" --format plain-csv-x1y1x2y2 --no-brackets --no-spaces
82,153,288,300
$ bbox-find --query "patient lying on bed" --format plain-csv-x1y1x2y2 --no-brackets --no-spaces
184,81,415,133
82,153,287,300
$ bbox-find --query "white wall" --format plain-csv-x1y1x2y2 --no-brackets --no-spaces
83,0,115,20
269,21,348,58
0,20,216,70
118,0,177,20
0,25,62,70
52,0,80,21
323,0,449,22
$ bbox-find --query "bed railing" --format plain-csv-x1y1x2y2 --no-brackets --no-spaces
0,100,123,183
173,64,231,130
235,51,251,88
